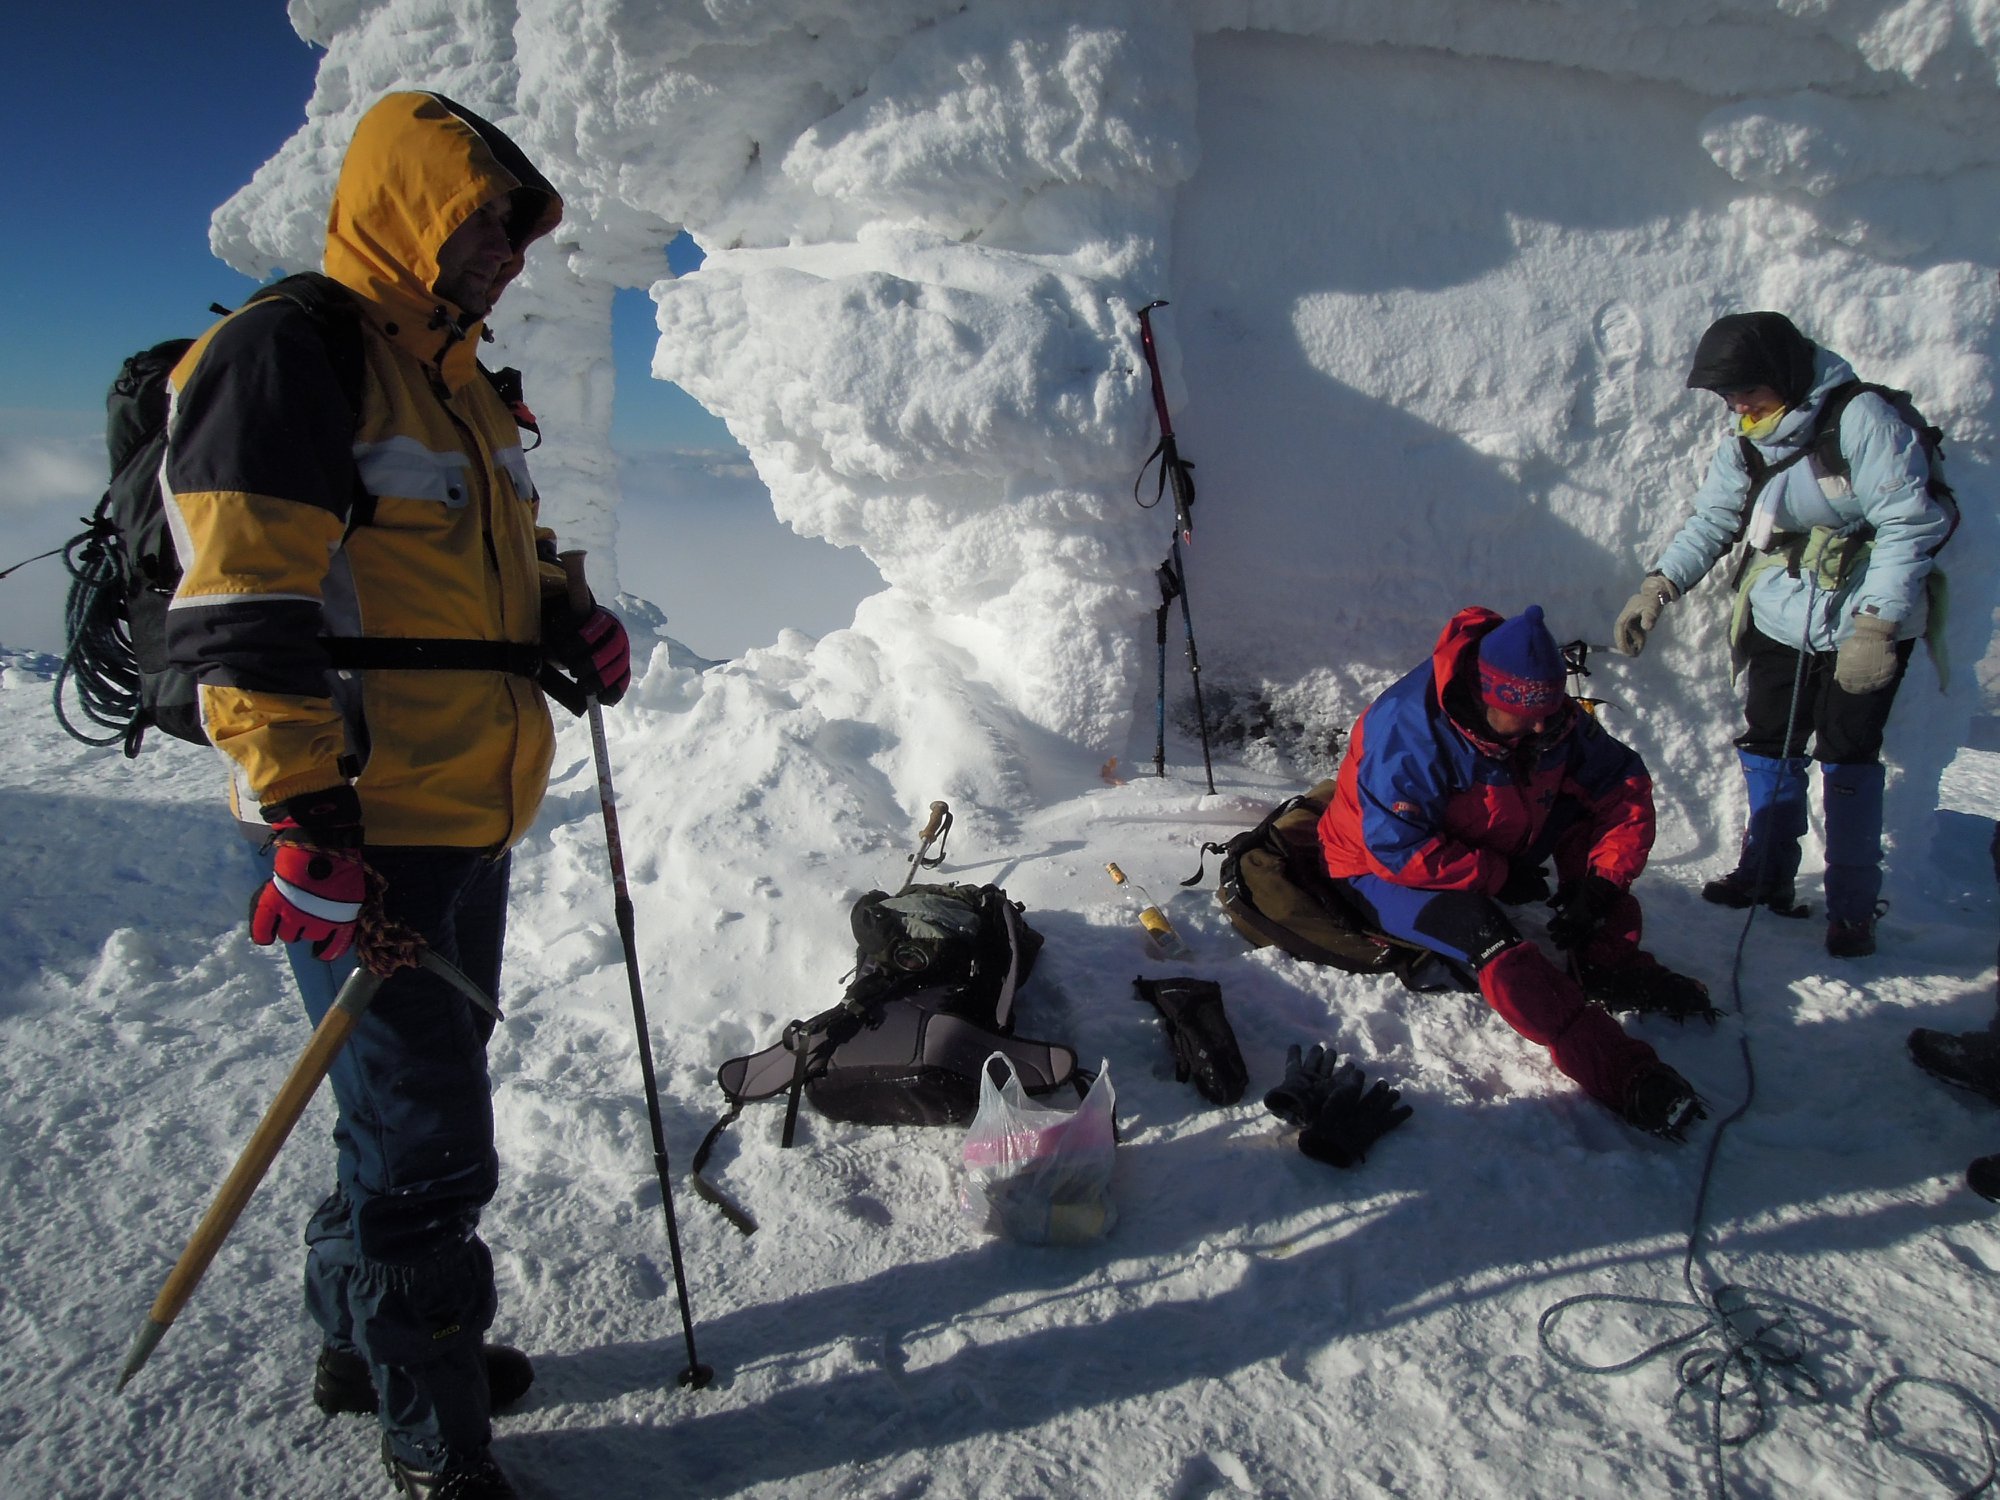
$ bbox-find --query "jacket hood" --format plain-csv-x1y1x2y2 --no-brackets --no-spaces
1429,605,1501,732
324,92,561,371
1684,312,1818,407
1428,605,1573,755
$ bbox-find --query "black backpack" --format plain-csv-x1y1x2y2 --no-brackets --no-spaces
692,882,1082,1234
55,274,367,755
1739,379,1961,549
55,274,559,757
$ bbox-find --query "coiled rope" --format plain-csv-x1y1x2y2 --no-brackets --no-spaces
52,518,141,748
1538,597,1994,1497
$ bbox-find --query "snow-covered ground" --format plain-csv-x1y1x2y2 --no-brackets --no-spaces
7,1,2000,1495
4,643,2000,1499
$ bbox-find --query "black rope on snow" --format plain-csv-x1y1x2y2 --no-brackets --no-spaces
1536,583,1994,1497
1537,896,1827,1498
1866,1377,1998,1499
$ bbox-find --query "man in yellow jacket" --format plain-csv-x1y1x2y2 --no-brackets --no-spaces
163,91,628,1499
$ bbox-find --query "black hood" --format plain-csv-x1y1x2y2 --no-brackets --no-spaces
1684,312,1818,406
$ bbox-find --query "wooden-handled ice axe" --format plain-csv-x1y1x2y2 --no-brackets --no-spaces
115,948,497,1392
557,551,714,1391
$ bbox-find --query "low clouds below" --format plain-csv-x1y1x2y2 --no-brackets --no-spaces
616,445,883,661
0,425,882,665
0,422,105,655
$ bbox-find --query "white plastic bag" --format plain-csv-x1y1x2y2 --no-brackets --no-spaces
960,1054,1116,1245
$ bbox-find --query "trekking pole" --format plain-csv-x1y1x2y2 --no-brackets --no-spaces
1164,544,1215,794
1153,569,1173,778
1133,302,1216,793
114,946,497,1393
559,551,714,1392
894,800,953,895
1134,302,1196,548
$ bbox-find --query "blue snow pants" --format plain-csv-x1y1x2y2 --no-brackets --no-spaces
269,844,511,1472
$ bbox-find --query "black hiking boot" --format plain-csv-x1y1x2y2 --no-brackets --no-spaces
317,1344,534,1418
1577,957,1718,1024
1620,1065,1705,1142
1908,1027,2000,1104
381,1438,519,1499
1968,1154,2000,1204
1700,869,1809,918
1826,904,1885,959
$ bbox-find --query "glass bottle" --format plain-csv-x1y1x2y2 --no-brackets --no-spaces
1105,862,1192,960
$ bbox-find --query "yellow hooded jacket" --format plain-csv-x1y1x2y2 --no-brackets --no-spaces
163,92,567,849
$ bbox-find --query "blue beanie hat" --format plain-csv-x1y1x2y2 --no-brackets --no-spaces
1477,605,1565,715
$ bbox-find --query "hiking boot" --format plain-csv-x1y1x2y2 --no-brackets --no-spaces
1700,869,1808,918
317,1344,534,1418
1908,1027,2000,1104
1577,956,1718,1024
1826,902,1887,959
381,1439,519,1499
1621,1065,1705,1141
1968,1154,2000,1204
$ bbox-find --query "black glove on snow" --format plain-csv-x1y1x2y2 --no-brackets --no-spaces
1133,976,1247,1105
1263,1042,1347,1125
1546,873,1623,951
1496,858,1551,906
1297,1063,1412,1168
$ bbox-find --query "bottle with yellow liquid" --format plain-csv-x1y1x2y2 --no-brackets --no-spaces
1105,862,1193,960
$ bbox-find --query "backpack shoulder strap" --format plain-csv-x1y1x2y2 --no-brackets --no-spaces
1806,379,1868,480
240,272,376,528
241,272,367,416
480,363,541,449
1737,381,1863,509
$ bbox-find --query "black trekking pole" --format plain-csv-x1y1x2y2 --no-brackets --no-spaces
1134,301,1216,793
560,552,714,1392
1153,569,1172,779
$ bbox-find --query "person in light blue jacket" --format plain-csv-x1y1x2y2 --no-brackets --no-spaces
1612,312,1952,958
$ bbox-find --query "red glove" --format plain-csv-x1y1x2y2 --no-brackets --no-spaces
547,603,631,705
250,787,366,961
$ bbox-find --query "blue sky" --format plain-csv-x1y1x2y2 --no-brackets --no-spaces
2,5,321,419
0,5,880,660
0,2,723,448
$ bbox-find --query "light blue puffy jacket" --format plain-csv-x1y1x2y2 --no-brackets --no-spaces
1652,347,1951,655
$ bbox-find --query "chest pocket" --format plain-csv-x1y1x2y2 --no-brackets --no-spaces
353,436,474,510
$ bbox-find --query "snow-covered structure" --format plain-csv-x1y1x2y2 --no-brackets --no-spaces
217,3,1996,819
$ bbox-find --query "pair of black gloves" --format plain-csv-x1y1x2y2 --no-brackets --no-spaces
1263,1043,1412,1169
1131,977,1411,1170
1499,861,1623,953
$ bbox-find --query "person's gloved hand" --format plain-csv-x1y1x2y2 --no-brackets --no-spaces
544,595,631,706
1264,1043,1346,1125
249,786,365,961
1613,574,1680,657
1298,1061,1412,1168
1133,976,1248,1105
1835,613,1899,695
1546,873,1624,951
1496,858,1551,906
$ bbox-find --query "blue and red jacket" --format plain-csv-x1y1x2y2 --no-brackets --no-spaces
1318,607,1654,895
